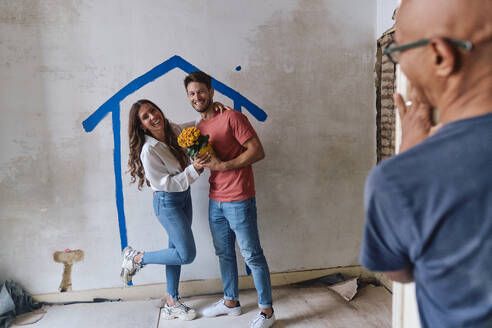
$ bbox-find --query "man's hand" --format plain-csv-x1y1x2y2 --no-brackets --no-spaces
202,151,225,171
213,102,233,114
395,84,442,152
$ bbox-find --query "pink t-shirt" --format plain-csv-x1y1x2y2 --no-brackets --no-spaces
197,110,257,202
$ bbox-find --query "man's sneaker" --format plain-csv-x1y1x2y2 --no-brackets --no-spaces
161,298,197,321
202,298,241,317
250,311,276,328
120,246,142,284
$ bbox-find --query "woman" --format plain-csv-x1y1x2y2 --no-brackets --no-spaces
123,99,218,321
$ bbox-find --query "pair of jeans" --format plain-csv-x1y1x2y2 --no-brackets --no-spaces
141,188,196,300
209,197,273,309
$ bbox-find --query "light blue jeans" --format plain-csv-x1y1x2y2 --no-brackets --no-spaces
141,188,196,300
209,197,273,309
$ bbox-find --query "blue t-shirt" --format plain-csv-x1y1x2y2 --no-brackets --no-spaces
360,113,492,328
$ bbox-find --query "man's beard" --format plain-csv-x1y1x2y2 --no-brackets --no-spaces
194,98,213,113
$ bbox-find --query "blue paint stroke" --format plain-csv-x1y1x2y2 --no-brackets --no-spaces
82,55,268,270
112,105,132,286
112,105,127,250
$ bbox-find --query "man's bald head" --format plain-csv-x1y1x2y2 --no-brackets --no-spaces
394,0,492,122
396,0,492,44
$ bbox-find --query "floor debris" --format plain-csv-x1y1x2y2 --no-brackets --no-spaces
0,281,42,328
12,308,46,326
327,277,358,301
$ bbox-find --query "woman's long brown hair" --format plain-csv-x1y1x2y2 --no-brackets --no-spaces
127,99,189,190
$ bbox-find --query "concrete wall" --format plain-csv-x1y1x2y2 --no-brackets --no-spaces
0,0,376,294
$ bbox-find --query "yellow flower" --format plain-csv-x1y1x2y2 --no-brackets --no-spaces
178,127,201,148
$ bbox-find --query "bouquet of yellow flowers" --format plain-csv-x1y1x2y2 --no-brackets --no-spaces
177,126,213,160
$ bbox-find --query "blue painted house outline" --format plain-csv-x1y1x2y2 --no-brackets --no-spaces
82,55,268,253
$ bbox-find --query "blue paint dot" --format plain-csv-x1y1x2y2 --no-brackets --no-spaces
235,66,242,71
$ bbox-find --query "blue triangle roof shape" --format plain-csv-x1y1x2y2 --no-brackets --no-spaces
83,55,267,132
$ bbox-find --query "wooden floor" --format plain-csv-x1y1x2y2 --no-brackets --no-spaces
18,284,392,328
160,284,392,328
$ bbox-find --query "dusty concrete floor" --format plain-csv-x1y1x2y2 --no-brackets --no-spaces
15,284,391,328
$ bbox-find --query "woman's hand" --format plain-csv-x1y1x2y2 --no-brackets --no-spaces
213,102,233,114
193,152,212,173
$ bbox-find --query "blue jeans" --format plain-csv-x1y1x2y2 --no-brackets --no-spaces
209,197,272,309
141,188,196,300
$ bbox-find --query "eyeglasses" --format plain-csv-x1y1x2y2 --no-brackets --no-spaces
383,38,473,64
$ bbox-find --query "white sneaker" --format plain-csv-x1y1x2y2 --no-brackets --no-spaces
202,298,241,317
161,298,197,321
250,311,276,328
120,246,142,284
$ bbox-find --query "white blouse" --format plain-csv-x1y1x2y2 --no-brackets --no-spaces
140,122,200,192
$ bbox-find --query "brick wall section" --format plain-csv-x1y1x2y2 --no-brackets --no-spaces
375,29,396,162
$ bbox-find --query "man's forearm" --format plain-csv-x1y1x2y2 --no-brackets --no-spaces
220,149,264,171
205,136,265,172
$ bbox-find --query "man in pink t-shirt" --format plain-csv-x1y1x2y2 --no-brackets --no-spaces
198,109,256,202
184,71,275,328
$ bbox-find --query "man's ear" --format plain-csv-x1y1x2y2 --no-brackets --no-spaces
210,87,214,99
429,37,457,77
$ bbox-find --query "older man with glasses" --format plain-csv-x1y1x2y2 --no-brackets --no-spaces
360,0,492,327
